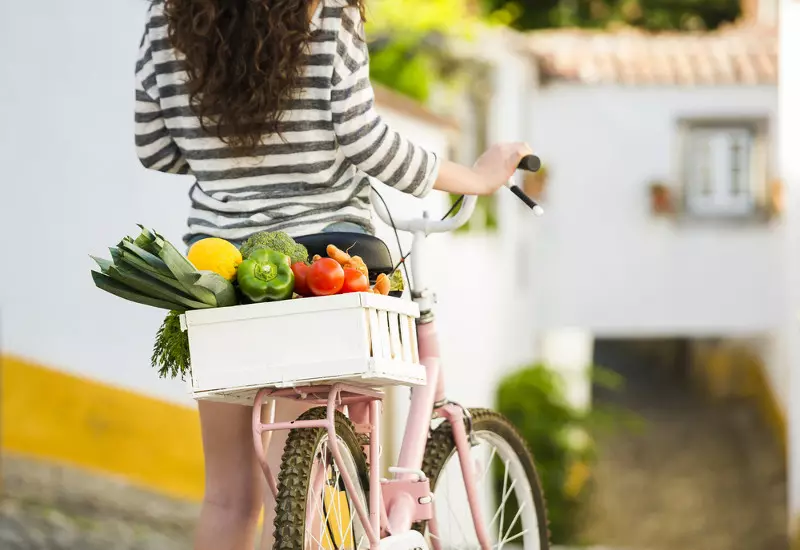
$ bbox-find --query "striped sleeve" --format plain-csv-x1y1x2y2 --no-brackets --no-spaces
330,8,439,198
134,27,190,175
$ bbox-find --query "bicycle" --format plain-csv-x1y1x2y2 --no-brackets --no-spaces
185,155,548,550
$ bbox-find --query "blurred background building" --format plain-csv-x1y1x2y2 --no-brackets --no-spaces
0,0,796,548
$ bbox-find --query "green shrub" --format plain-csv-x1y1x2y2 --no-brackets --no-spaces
495,362,630,544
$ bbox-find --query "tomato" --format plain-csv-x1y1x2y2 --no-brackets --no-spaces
340,267,370,294
291,262,311,296
307,258,345,296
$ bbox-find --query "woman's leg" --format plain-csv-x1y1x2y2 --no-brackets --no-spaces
195,400,264,550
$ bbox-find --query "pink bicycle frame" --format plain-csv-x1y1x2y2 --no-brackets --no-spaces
251,226,493,550
251,318,492,550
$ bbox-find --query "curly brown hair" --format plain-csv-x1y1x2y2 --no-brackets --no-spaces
164,0,365,154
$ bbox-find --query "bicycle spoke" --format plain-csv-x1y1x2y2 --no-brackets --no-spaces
497,459,510,542
493,528,529,549
333,465,345,546
478,446,498,486
426,425,543,550
340,469,357,548
498,502,526,550
308,452,326,548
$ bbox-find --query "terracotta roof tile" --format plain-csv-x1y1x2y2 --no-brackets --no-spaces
525,23,777,86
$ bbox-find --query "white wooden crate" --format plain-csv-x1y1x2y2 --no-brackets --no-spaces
181,293,423,405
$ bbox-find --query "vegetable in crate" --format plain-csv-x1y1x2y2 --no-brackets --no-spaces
341,267,369,293
326,244,368,278
237,248,295,302
372,273,391,296
239,231,309,265
291,262,311,296
90,225,236,311
151,310,191,379
307,257,345,296
187,238,242,281
389,269,404,292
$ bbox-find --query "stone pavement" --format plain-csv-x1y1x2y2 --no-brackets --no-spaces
0,495,192,550
0,455,196,550
580,343,788,550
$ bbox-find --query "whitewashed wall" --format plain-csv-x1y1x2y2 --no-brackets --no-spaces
0,0,193,405
528,84,781,335
527,84,785,407
779,0,800,529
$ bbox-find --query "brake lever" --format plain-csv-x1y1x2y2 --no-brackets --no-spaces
506,181,544,216
507,154,544,216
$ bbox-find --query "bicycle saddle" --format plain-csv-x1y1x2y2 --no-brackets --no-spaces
295,232,394,278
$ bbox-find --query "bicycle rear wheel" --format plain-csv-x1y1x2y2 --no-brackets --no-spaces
273,407,370,550
419,408,550,550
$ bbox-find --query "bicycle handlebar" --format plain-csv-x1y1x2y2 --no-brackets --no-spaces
371,154,543,233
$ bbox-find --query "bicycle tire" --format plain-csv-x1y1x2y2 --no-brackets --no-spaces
273,407,370,550
417,408,551,549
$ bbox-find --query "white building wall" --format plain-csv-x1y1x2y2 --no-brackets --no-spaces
527,84,785,401
779,0,800,528
0,0,193,406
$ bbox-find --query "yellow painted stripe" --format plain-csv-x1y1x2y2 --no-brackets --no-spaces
1,354,205,501
747,356,787,457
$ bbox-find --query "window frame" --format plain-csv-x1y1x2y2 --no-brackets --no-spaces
676,117,770,221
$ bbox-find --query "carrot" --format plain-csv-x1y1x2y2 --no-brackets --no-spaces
373,273,390,295
345,255,369,278
312,254,322,263
326,244,351,266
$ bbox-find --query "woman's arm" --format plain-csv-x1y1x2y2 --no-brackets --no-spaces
134,27,190,174
330,8,531,198
330,42,439,197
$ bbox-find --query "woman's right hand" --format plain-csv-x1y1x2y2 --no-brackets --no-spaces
433,142,535,197
471,142,535,195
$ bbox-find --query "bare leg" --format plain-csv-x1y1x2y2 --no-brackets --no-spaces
195,400,264,550
259,398,311,550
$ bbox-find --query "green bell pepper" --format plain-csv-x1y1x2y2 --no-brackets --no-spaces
236,248,295,302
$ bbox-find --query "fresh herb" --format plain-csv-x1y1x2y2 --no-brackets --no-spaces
389,269,404,292
151,311,191,379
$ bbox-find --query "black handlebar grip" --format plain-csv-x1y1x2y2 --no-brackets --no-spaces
509,185,539,211
517,155,541,172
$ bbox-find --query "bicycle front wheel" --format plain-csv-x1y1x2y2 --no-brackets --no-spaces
274,407,370,550
419,409,550,550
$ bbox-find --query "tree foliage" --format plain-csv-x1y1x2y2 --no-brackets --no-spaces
481,0,742,31
364,0,481,101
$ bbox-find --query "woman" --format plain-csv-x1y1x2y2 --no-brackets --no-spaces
134,0,532,548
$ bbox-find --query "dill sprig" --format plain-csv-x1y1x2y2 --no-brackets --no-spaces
151,310,191,379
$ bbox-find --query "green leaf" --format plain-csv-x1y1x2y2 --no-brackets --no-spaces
115,248,189,294
590,364,625,390
152,233,216,305
133,225,159,255
118,239,172,277
151,310,192,380
107,263,212,310
90,255,114,273
195,271,237,308
91,271,186,311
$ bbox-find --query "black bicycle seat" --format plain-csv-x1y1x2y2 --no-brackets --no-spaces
295,232,394,277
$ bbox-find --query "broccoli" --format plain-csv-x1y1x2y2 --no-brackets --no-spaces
239,231,309,265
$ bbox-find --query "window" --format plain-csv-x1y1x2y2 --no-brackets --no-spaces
680,119,768,219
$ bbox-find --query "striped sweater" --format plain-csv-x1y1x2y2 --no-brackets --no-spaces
134,0,440,245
